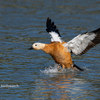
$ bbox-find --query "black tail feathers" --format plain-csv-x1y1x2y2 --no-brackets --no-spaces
73,64,84,71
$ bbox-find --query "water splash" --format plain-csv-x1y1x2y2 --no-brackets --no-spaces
40,64,78,74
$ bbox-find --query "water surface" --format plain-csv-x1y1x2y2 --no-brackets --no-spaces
0,0,100,100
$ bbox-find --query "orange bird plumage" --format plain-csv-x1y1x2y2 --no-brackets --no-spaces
29,18,100,71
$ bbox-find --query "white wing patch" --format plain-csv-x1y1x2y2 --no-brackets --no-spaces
49,31,63,42
46,17,63,43
63,33,96,55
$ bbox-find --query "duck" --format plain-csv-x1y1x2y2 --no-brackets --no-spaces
29,17,100,71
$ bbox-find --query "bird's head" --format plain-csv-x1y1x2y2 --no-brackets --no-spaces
29,43,45,50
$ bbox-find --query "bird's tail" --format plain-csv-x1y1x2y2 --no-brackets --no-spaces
73,63,84,71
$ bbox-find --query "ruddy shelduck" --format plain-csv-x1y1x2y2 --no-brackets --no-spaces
29,18,100,71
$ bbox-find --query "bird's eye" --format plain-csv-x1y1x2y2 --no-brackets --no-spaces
35,44,37,46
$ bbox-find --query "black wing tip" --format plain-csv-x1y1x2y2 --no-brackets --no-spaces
46,17,61,37
82,28,100,35
80,27,100,55
92,28,100,33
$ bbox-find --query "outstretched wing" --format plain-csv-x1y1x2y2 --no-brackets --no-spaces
46,17,63,42
63,28,100,55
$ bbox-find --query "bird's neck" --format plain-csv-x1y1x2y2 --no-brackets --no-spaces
42,43,54,54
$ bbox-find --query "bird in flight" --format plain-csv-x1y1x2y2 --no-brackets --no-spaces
29,17,100,71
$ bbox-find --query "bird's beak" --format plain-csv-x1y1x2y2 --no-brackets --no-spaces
28,46,34,50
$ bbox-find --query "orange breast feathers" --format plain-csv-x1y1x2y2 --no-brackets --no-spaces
43,42,73,68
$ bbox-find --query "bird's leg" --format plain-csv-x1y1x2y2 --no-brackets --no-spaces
57,64,65,72
57,64,61,69
56,64,62,72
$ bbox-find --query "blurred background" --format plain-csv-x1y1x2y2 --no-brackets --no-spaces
0,0,100,100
